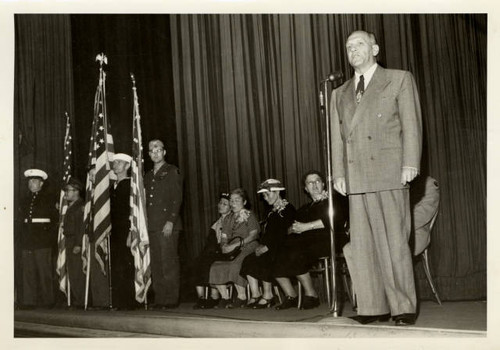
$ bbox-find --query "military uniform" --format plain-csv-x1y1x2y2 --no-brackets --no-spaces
63,198,86,306
21,187,57,307
110,178,136,309
144,162,183,306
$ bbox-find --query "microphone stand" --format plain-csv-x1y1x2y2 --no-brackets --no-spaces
319,74,343,317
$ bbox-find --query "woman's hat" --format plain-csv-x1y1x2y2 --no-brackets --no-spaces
257,179,285,193
219,192,230,200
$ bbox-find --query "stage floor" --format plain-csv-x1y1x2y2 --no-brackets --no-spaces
13,300,486,338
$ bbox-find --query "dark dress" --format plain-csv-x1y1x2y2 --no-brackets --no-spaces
240,203,296,282
273,197,348,277
110,178,136,308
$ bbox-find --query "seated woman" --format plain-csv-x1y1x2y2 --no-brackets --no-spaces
209,188,260,308
240,179,296,309
273,170,346,310
191,193,232,309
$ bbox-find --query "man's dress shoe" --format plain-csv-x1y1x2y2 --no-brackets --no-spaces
349,313,391,325
394,313,416,326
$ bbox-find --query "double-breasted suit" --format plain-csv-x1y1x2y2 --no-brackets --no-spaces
331,65,422,316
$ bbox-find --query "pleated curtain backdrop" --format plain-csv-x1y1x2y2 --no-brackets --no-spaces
170,14,486,300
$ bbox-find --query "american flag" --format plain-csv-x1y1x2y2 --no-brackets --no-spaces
56,113,73,298
82,53,115,276
129,74,151,303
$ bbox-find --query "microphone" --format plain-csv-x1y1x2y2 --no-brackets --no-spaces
321,71,344,83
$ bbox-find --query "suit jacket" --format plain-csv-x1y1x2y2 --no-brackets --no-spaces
330,65,422,194
144,163,183,232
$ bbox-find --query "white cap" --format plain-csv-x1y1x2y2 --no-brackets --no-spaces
24,169,48,180
113,153,132,163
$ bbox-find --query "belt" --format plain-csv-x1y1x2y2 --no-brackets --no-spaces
24,218,51,223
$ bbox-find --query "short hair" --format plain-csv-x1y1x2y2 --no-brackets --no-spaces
348,30,378,46
149,139,165,149
230,187,251,209
302,170,326,186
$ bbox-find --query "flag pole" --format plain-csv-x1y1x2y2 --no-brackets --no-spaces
84,241,91,310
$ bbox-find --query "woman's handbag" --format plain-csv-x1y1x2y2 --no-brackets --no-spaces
216,236,244,261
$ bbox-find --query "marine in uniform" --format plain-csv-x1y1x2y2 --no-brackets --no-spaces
20,169,57,308
144,140,183,308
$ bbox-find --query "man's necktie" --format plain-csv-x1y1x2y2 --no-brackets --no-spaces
356,75,365,104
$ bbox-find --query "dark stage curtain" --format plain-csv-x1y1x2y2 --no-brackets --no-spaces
14,14,75,302
70,15,177,181
170,14,486,300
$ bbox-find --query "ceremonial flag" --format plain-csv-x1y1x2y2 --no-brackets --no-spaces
129,74,151,303
83,53,115,275
56,113,73,297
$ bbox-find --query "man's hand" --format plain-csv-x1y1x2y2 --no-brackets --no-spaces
333,177,347,196
162,221,174,238
401,167,418,185
72,246,81,254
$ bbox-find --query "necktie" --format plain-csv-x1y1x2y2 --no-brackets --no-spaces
356,75,364,104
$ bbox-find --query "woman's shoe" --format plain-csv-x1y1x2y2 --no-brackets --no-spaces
300,296,320,310
193,297,206,309
275,296,298,310
230,298,247,308
201,298,219,309
214,298,232,309
252,297,274,309
245,297,260,308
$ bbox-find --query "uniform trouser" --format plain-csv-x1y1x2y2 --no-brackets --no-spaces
88,242,110,307
347,189,416,316
149,230,180,305
67,247,85,306
22,248,54,306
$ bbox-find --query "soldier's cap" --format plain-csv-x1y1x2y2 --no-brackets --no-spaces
64,178,83,192
257,178,285,193
24,169,48,180
113,153,132,163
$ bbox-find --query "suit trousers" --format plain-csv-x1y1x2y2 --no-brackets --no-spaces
149,229,180,305
347,189,416,316
22,248,54,307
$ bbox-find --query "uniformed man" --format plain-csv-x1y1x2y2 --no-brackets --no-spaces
20,169,57,308
110,153,137,310
62,178,86,308
144,140,183,309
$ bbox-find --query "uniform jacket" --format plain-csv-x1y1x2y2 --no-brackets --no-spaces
21,188,58,250
63,198,85,249
330,65,423,194
144,163,183,232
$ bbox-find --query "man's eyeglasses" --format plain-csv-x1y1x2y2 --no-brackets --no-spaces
305,179,322,186
149,149,164,155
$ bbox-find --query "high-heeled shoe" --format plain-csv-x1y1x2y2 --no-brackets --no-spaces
275,296,298,310
245,297,260,309
252,297,274,309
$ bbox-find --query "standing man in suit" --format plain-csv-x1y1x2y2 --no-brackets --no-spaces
330,30,422,326
144,139,183,309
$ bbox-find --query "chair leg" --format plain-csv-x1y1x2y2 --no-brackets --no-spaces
322,258,331,308
422,249,442,305
297,280,302,309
